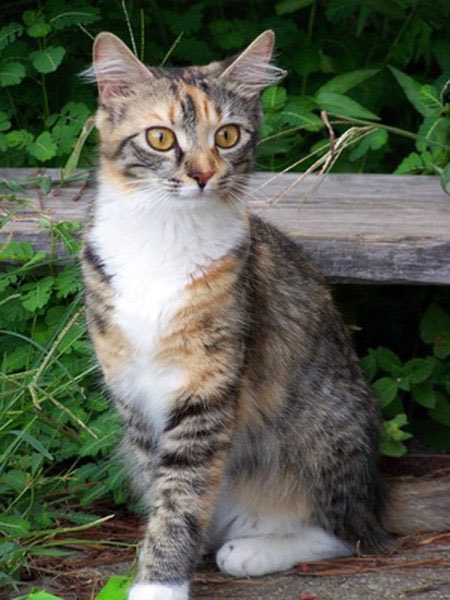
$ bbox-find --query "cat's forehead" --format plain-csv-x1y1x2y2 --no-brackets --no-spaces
121,70,251,132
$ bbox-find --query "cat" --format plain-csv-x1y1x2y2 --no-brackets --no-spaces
82,31,447,600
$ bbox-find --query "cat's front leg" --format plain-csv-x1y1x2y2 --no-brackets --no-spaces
128,387,237,600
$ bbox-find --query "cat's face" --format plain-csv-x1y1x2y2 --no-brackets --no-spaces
89,31,285,203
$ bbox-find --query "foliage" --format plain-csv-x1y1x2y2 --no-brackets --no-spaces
14,575,132,599
0,220,128,589
0,0,448,183
362,304,450,456
337,285,450,457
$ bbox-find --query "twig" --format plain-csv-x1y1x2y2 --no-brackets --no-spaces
321,110,335,159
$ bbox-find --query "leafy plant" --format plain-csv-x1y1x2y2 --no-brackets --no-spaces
390,67,450,190
0,0,449,175
0,1,99,167
362,303,450,456
0,219,128,588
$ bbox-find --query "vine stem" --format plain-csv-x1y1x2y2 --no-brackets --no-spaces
326,113,450,151
259,115,450,152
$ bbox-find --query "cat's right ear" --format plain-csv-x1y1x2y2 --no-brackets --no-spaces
84,32,152,101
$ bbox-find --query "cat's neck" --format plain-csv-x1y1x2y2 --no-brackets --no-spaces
89,177,248,280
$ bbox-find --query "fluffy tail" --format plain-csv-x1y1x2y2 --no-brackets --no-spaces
382,472,450,535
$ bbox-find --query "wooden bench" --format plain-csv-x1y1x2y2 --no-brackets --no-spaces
1,168,449,284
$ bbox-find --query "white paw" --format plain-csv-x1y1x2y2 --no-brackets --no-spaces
216,538,277,577
128,582,189,600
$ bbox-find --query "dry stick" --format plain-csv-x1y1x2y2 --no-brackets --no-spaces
263,126,375,207
321,110,335,157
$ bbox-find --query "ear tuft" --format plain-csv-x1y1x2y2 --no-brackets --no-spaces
220,30,286,96
83,32,151,101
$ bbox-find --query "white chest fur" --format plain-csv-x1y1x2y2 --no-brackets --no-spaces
87,181,246,432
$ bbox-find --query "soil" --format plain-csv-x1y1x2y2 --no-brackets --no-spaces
13,529,450,600
12,462,450,600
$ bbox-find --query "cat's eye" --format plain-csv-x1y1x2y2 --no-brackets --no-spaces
146,127,176,151
215,125,240,149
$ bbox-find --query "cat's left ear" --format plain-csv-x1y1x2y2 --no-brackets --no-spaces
220,30,286,97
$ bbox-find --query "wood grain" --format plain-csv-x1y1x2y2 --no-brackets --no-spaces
1,169,449,284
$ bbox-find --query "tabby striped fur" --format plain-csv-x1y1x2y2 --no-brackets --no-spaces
83,31,387,600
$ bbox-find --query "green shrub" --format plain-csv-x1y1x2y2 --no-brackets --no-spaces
0,0,448,184
0,223,128,588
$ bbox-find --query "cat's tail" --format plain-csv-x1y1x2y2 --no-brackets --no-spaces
382,473,450,535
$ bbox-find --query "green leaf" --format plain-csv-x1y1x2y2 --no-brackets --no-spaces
383,414,412,442
30,548,71,557
381,437,407,457
23,10,52,38
420,303,450,358
381,413,412,457
416,116,449,153
349,129,388,161
418,85,443,116
388,67,435,117
315,91,379,120
0,239,35,261
0,541,24,566
95,575,132,600
0,515,31,537
54,266,83,298
429,393,450,427
49,8,101,31
6,129,33,149
280,102,323,132
21,276,54,311
0,23,24,50
21,592,64,600
262,86,287,112
275,0,314,15
394,151,424,175
361,352,377,381
318,69,379,95
23,10,40,26
373,347,402,373
373,377,398,408
2,469,28,493
27,21,52,38
403,358,434,384
411,382,436,409
440,163,450,194
11,430,54,460
28,132,57,162
0,111,11,132
296,46,321,78
31,46,65,74
0,61,26,87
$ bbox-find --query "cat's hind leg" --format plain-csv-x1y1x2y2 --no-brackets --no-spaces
214,511,352,577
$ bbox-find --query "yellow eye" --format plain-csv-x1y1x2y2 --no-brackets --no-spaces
146,127,176,151
215,124,240,149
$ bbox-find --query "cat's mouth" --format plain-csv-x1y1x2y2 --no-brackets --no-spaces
176,186,221,202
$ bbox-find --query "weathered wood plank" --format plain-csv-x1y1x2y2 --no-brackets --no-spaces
1,169,449,284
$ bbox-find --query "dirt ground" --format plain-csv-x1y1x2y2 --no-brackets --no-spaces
14,531,450,600
11,464,450,600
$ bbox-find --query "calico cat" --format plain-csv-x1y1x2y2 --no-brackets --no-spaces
82,30,433,600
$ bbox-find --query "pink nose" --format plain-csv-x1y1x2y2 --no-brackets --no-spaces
188,169,214,189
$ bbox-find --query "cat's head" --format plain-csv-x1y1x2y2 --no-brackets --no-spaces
86,31,285,203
